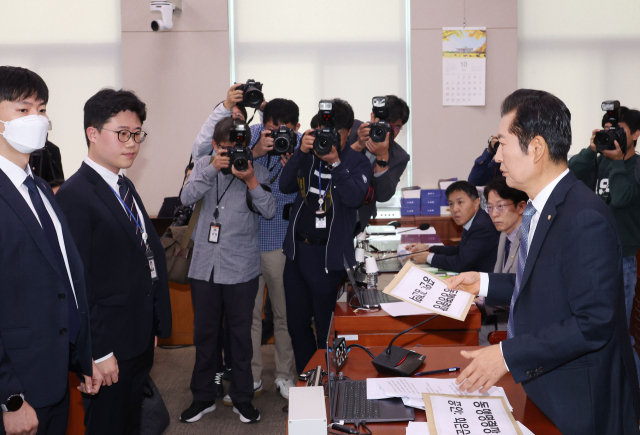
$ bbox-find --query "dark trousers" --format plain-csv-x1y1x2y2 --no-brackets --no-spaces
0,385,70,435
82,338,154,435
190,274,259,404
215,310,232,371
284,241,345,374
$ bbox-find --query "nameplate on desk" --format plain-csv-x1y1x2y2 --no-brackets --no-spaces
337,334,358,342
422,393,523,435
382,262,474,321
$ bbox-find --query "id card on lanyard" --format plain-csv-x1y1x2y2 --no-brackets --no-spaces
108,184,159,282
209,176,235,244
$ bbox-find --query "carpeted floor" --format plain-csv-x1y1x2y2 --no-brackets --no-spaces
150,344,289,434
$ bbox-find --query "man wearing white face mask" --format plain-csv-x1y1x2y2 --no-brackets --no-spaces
0,66,101,435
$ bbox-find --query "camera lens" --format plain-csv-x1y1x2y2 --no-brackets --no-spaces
274,137,288,153
234,158,248,171
245,89,262,105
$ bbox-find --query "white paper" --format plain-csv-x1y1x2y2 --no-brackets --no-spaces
386,266,473,320
406,421,431,435
428,395,519,435
517,421,535,435
380,301,434,317
368,378,512,411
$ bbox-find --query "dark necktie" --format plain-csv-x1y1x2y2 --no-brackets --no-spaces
503,238,512,271
23,175,80,344
117,175,143,247
459,229,469,246
507,202,537,339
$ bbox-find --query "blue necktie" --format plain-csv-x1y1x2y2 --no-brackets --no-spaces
23,175,80,344
459,229,469,247
507,202,537,339
118,175,143,247
503,238,511,272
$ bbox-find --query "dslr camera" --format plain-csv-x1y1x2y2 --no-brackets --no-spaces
269,125,296,155
236,79,263,109
594,100,627,155
222,123,253,175
369,96,392,143
313,100,340,156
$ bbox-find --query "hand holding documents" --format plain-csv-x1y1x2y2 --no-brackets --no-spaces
383,262,474,321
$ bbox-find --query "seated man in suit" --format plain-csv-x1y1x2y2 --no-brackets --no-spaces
0,66,101,435
56,89,172,434
408,181,500,273
448,89,640,435
484,177,528,274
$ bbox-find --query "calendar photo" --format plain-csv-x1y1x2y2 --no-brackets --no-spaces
443,27,487,106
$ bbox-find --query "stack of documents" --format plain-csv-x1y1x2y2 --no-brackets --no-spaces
405,420,535,435
366,377,513,411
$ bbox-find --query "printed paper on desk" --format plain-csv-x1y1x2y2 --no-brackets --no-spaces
423,394,523,435
382,262,474,321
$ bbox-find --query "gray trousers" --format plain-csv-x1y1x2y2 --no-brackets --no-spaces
251,249,295,382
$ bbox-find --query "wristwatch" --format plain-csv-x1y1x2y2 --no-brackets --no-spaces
376,159,388,168
2,394,24,412
328,160,341,171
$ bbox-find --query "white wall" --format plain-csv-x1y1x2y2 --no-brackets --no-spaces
0,1,122,177
518,0,640,154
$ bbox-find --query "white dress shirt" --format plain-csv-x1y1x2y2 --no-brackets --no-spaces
426,212,476,265
477,168,570,370
0,155,78,306
84,156,146,363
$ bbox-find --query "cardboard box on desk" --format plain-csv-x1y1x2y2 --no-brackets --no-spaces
401,204,420,216
402,197,421,207
421,205,439,216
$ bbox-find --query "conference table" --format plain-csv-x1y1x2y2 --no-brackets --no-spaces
298,345,560,434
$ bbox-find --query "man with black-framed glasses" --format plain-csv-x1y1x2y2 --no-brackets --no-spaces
483,177,528,274
56,88,172,434
347,95,410,231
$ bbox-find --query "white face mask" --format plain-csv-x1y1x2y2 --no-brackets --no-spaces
0,115,51,154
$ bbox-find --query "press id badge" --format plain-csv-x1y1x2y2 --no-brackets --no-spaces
209,222,221,243
145,250,159,282
315,216,326,229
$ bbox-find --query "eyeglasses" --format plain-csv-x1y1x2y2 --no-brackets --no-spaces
487,202,514,214
102,128,148,144
392,125,403,133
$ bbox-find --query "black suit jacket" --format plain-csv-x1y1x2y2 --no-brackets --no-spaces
487,172,640,434
56,163,171,361
0,170,92,408
347,119,411,230
429,208,499,272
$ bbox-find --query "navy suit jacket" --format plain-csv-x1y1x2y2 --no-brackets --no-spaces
0,169,92,408
429,208,499,272
487,171,640,434
56,163,171,361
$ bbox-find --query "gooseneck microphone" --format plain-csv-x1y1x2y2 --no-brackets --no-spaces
371,315,441,376
367,223,431,242
375,248,430,262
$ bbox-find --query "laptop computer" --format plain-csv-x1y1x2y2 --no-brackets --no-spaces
344,257,400,308
326,312,414,424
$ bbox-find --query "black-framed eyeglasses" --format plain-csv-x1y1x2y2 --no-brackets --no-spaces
102,128,148,144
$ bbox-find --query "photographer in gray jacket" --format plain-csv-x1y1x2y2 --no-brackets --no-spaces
179,117,275,425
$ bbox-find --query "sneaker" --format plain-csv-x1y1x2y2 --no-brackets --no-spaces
233,401,261,423
180,400,216,423
223,380,263,406
214,371,224,398
274,377,296,400
222,367,232,381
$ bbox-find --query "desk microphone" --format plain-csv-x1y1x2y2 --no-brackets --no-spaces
371,315,441,376
367,223,431,242
375,248,430,262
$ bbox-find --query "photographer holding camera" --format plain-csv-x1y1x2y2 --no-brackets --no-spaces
347,95,410,230
280,98,371,374
468,134,502,187
191,83,250,160
569,104,640,381
179,117,275,425
247,98,301,399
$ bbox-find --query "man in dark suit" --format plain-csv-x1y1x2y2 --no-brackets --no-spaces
347,95,411,232
407,181,500,273
449,89,640,434
0,66,100,435
56,88,172,434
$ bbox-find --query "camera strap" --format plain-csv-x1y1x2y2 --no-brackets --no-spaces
266,155,283,184
214,175,236,221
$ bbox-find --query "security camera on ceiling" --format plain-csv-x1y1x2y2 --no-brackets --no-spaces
150,0,182,32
